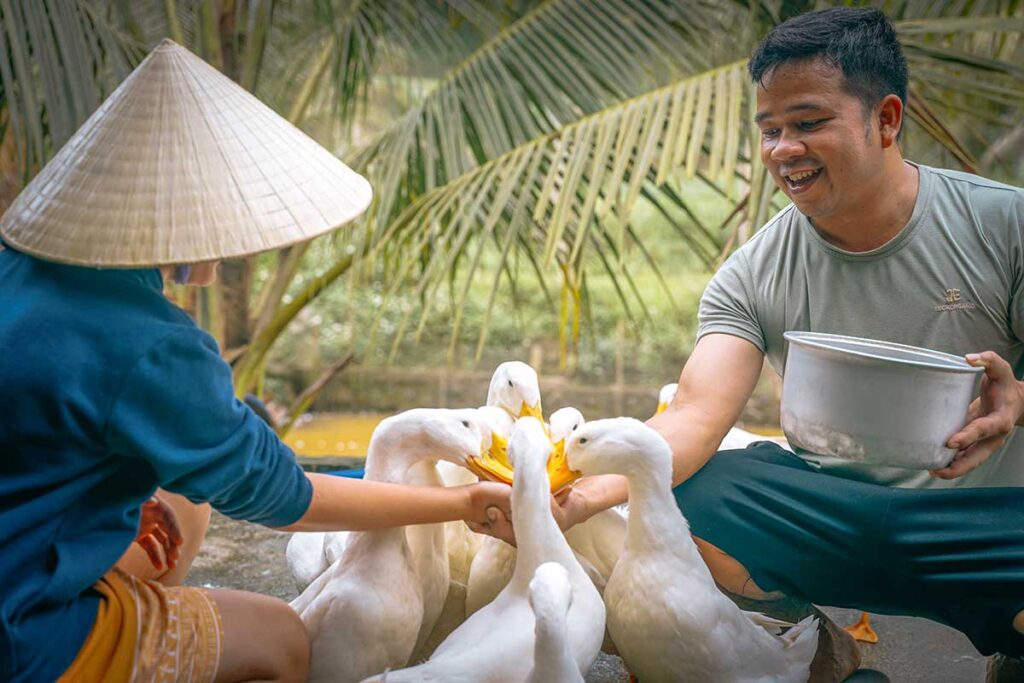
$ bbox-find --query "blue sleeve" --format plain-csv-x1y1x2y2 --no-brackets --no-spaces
105,327,312,527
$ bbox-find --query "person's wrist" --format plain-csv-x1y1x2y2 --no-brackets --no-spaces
458,484,477,522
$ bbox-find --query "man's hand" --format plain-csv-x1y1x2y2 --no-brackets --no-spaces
135,496,183,571
464,481,515,545
932,351,1024,479
550,484,592,532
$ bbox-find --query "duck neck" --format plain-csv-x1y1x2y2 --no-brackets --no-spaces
403,459,445,551
512,462,572,583
533,610,576,678
622,466,699,560
363,429,426,484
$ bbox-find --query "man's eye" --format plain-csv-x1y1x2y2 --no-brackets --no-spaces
798,119,825,131
761,128,780,140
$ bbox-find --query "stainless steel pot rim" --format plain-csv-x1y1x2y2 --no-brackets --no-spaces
783,331,984,374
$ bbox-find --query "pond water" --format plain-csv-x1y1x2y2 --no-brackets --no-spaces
284,412,784,459
283,413,387,457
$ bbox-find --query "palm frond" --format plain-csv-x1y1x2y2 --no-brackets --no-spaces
0,0,140,179
258,0,493,139
356,61,751,355
352,0,738,234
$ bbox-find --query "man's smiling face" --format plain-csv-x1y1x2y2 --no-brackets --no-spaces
755,57,886,226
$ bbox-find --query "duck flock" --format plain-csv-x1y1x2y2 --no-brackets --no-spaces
285,362,816,683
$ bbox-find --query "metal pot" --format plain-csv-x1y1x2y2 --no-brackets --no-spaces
780,332,983,470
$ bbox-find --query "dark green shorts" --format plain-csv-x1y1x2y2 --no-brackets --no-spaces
674,441,1024,657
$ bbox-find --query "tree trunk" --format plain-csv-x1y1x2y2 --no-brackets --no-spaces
219,257,253,352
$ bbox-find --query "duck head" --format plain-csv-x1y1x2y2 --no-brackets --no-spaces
466,405,515,485
528,561,573,623
504,416,581,494
547,407,585,494
565,417,672,479
385,407,490,469
471,414,581,493
487,361,543,420
655,382,678,415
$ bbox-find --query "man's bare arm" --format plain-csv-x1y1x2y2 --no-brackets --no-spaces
648,333,765,487
552,333,764,530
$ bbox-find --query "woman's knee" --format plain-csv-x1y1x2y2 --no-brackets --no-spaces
212,589,309,683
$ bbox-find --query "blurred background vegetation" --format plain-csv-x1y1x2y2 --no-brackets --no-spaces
2,0,1023,436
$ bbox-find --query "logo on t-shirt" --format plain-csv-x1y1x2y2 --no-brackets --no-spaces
935,287,976,312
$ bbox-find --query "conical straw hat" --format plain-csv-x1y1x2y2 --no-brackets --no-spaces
0,39,372,267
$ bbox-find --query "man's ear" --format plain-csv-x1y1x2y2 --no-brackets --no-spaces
877,94,904,148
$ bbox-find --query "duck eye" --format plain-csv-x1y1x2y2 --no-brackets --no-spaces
507,380,514,387
571,425,578,431
461,420,470,428
578,437,587,444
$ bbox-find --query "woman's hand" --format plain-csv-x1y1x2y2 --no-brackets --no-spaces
464,481,515,544
135,496,184,570
933,351,1024,479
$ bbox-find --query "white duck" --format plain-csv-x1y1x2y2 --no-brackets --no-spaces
465,363,543,616
467,406,615,615
655,382,678,414
363,417,604,683
293,408,488,683
565,417,818,683
526,562,585,683
550,407,626,583
285,530,329,592
487,360,544,420
414,406,516,659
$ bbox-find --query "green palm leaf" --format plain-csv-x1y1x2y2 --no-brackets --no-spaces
351,0,738,235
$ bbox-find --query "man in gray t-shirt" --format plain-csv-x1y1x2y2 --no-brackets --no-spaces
702,161,1024,489
553,7,1024,681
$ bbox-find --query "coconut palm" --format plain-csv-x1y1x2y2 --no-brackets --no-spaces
2,1,1022,419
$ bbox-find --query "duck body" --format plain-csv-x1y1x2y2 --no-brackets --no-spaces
567,418,817,683
466,536,517,615
366,418,604,683
295,408,487,682
285,530,329,592
301,528,422,682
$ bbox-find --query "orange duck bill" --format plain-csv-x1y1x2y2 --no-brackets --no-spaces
467,434,581,494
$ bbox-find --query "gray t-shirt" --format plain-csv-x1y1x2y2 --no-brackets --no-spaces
698,163,1024,488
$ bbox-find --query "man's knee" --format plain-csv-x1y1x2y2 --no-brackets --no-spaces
693,536,784,601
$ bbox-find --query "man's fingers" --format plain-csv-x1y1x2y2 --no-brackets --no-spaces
948,412,1014,450
932,436,1005,479
966,351,1013,378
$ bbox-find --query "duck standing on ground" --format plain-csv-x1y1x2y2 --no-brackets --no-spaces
364,418,604,683
293,408,492,683
566,418,818,683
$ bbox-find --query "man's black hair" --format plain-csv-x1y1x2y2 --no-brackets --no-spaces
748,7,908,115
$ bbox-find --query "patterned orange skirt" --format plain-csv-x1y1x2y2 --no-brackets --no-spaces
59,568,223,682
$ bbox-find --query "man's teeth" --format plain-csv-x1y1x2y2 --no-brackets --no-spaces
787,169,818,181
